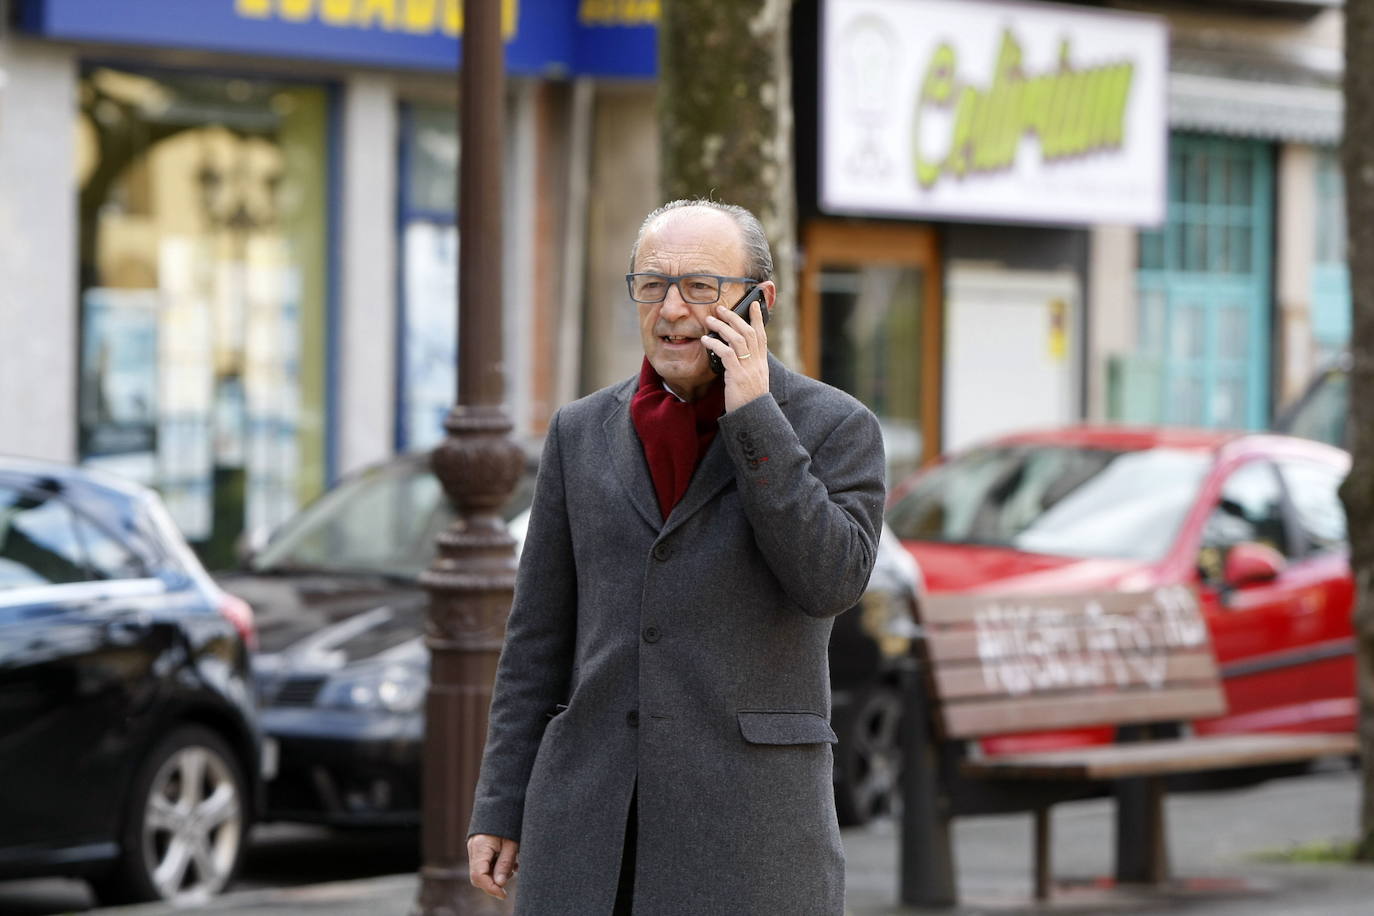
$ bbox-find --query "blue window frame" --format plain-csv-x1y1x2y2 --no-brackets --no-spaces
1137,134,1274,430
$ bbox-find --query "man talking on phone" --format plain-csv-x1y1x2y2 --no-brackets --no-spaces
466,199,885,915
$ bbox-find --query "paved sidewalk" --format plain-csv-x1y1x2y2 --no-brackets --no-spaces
109,765,1374,915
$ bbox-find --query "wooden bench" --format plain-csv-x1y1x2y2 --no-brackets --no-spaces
898,586,1358,906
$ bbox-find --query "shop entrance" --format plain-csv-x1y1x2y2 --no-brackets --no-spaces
76,67,330,568
798,221,942,485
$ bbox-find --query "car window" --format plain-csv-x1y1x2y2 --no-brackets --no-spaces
1198,461,1292,580
887,445,1211,562
254,461,444,578
1276,459,1348,556
0,485,92,589
74,514,149,580
253,455,539,579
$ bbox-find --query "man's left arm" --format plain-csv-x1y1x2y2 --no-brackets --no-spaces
718,395,886,618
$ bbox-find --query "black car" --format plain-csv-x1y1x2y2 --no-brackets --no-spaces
0,457,261,905
221,451,921,832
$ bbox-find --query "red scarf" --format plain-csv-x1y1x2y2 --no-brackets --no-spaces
629,358,726,521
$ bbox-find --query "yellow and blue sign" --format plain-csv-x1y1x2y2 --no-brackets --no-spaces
18,0,658,76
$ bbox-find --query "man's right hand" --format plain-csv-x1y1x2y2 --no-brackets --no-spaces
468,834,520,899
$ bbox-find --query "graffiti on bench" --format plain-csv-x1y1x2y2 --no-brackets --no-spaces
972,586,1208,696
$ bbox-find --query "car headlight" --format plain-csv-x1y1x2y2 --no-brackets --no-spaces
860,587,923,657
317,663,427,714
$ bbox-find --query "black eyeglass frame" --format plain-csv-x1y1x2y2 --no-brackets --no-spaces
625,272,759,304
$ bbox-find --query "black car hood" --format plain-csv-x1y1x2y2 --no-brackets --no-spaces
215,570,428,658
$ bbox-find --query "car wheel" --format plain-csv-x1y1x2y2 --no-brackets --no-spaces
834,684,903,827
91,725,249,906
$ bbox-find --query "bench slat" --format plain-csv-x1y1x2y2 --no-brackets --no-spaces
960,732,1359,780
933,650,1219,700
939,686,1227,738
921,589,1201,627
924,628,1213,664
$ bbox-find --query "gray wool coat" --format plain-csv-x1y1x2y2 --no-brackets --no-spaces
469,355,886,915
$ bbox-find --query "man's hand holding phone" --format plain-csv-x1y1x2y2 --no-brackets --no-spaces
702,286,770,412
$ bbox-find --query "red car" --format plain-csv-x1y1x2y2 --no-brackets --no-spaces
886,426,1355,754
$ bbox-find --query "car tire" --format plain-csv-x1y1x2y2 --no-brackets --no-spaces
833,683,903,827
90,725,249,906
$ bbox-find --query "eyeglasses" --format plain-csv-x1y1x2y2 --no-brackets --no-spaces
625,272,758,305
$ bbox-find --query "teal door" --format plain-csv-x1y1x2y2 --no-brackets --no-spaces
1137,134,1274,429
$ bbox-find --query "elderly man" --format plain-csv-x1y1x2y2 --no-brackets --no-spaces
467,199,885,914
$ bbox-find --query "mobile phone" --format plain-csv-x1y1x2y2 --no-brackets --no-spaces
707,286,770,375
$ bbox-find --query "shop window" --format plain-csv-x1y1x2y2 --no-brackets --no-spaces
819,266,927,485
397,103,459,453
76,68,330,568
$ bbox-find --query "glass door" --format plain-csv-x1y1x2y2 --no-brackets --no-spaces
799,222,941,485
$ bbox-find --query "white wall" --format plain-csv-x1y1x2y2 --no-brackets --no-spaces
1086,225,1138,421
943,266,1081,451
0,36,78,462
583,86,659,394
336,73,398,477
1276,144,1317,407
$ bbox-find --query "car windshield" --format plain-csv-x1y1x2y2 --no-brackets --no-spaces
252,458,535,579
886,444,1212,562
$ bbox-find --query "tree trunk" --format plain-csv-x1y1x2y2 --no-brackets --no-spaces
1342,0,1374,862
657,0,800,364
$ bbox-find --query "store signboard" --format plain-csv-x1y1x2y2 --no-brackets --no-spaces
821,0,1168,226
18,0,657,77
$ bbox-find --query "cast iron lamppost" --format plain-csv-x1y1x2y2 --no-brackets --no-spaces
414,0,519,913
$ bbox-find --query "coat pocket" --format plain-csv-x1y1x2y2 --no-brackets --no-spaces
737,710,838,746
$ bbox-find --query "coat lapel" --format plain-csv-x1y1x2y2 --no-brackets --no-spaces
660,435,732,539
603,383,663,533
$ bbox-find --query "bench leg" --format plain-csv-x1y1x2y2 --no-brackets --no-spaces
1033,806,1052,901
899,668,957,907
1115,775,1168,886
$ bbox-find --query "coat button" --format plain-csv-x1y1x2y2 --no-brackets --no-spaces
642,626,661,644
652,542,671,561
626,710,639,727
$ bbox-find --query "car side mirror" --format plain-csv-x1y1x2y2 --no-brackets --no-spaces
1224,542,1285,589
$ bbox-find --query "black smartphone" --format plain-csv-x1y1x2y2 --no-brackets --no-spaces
707,286,770,375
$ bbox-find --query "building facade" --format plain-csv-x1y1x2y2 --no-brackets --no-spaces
0,0,1353,560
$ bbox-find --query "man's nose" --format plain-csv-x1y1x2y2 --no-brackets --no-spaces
658,285,692,320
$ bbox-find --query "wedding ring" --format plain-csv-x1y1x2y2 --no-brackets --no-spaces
738,352,753,360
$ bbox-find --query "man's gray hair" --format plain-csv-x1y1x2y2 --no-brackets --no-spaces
629,199,774,284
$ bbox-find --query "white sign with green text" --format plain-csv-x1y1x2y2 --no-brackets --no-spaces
821,0,1168,226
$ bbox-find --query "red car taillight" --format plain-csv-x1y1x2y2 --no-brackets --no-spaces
218,592,258,651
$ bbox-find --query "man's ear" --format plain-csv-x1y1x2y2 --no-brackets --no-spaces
759,280,778,310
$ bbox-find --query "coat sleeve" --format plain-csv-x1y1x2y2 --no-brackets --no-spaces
467,409,577,842
717,392,886,618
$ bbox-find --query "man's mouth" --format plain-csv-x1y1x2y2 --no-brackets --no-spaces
660,335,698,345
